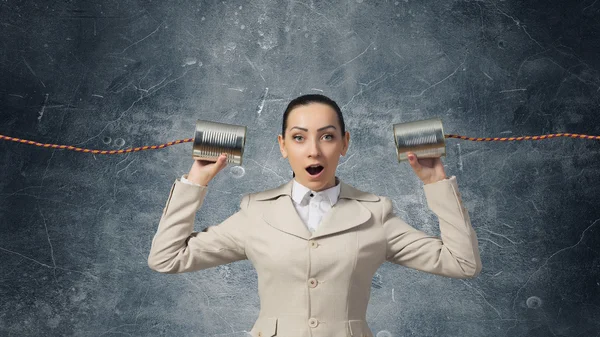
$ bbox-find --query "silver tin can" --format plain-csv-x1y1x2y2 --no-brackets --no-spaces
192,120,246,165
393,118,446,162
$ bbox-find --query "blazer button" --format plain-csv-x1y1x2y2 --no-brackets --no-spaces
308,278,318,288
309,240,318,248
258,332,262,337
308,317,319,327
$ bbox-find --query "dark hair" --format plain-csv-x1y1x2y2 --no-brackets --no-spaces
282,94,346,178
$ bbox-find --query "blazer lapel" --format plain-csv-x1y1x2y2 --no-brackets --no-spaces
311,198,371,239
262,196,313,240
255,177,380,240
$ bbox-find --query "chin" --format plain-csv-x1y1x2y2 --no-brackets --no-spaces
305,173,332,183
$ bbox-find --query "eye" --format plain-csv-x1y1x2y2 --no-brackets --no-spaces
292,134,334,142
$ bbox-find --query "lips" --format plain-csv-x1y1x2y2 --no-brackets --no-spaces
305,164,324,175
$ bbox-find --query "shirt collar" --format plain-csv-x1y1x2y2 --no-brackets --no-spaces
291,177,340,207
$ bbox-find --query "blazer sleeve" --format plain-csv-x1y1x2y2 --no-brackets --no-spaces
382,175,482,278
147,175,250,274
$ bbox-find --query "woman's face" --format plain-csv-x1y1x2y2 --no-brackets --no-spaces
278,102,350,192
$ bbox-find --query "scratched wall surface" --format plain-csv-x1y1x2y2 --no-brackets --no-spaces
1,0,599,336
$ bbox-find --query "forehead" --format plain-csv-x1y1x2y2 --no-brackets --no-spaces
287,103,338,128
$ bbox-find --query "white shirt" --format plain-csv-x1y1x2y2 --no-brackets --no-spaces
180,174,340,233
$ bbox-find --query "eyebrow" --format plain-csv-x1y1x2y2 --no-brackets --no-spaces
290,125,337,132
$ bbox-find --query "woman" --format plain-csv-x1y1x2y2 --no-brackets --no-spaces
148,94,482,337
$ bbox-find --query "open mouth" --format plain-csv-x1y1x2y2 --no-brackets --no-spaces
305,165,324,176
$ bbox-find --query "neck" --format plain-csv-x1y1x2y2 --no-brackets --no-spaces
295,176,338,192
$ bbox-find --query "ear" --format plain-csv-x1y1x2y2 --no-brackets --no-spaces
277,134,288,158
341,131,350,156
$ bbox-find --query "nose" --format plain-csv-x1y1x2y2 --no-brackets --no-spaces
307,138,321,158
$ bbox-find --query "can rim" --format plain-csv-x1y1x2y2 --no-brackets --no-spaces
240,125,246,165
436,117,446,151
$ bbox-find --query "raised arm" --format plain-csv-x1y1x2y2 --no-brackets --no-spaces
147,175,249,274
382,176,482,278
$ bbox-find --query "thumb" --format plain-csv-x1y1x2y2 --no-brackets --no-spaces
217,153,229,169
407,152,420,168
209,154,226,174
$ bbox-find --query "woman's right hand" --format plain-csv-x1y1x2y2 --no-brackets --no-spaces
186,153,229,186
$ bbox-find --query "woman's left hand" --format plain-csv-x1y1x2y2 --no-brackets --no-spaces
406,151,447,185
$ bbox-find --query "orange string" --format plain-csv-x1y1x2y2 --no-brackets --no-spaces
0,134,194,154
0,132,598,155
444,133,600,141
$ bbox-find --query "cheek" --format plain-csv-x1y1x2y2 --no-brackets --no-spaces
288,154,302,166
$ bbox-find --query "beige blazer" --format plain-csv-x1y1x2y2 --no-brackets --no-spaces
148,175,482,337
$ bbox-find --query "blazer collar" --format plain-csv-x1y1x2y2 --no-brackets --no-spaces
254,176,380,240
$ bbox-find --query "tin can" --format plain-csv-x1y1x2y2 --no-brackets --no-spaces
393,118,446,162
192,120,246,165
